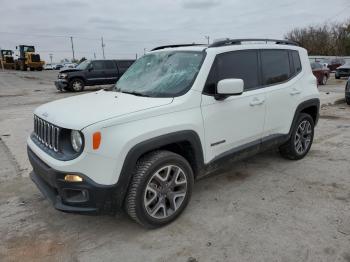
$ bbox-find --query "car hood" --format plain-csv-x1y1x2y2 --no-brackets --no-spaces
337,64,350,69
34,90,173,130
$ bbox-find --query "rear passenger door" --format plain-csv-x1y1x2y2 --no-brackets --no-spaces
201,50,266,162
103,60,119,84
261,49,303,137
116,61,133,76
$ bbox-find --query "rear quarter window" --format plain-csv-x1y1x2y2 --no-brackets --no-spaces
291,50,302,73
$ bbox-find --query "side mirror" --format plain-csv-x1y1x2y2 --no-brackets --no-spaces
215,79,244,100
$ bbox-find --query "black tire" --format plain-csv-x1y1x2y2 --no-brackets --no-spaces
37,67,43,71
69,78,85,92
30,67,35,71
320,75,327,85
335,75,340,79
279,113,315,160
346,96,350,105
20,64,27,71
125,150,194,228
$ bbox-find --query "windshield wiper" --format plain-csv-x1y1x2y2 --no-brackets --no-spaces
119,91,149,97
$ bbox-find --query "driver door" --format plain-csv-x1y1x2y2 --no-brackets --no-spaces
201,50,266,162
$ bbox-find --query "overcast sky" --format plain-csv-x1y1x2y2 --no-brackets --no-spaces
0,0,349,62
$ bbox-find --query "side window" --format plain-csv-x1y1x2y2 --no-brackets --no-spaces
117,61,129,69
203,50,259,94
92,61,105,70
104,61,116,69
261,50,291,85
291,50,302,73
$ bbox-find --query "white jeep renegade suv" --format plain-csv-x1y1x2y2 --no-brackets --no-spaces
28,39,320,228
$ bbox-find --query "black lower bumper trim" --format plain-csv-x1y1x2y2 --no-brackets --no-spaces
28,147,117,214
55,80,68,90
30,171,98,213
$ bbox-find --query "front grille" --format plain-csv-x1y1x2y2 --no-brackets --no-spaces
33,115,60,152
31,54,41,62
5,57,14,63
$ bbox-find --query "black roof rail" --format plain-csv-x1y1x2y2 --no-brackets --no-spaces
151,44,205,51
208,38,299,48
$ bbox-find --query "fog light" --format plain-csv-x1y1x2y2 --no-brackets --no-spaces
64,174,83,182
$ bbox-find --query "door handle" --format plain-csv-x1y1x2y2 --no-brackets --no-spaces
290,88,301,95
250,97,265,106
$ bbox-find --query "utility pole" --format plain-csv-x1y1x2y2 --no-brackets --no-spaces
0,47,4,71
70,36,75,62
205,36,210,45
94,52,96,59
135,53,138,59
101,37,105,59
49,53,53,64
143,48,147,55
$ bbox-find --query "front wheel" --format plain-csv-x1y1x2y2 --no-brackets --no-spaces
69,78,85,92
125,150,194,228
346,96,350,105
279,113,315,160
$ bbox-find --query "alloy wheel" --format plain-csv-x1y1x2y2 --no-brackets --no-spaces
294,120,312,155
72,81,82,91
322,75,327,85
143,165,187,219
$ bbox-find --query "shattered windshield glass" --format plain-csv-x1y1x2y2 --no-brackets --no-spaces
115,51,204,97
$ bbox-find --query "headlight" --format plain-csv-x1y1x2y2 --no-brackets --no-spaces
59,73,67,79
71,130,83,152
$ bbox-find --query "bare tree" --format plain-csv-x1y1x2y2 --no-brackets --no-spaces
285,19,350,56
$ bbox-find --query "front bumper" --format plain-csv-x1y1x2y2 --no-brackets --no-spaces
28,147,116,214
55,79,68,91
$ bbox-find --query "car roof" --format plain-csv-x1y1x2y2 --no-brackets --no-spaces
150,44,304,56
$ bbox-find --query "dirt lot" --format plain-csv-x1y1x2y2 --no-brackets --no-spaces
0,70,349,262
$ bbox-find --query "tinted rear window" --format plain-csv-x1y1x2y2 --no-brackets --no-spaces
261,50,291,85
117,61,134,68
104,60,116,69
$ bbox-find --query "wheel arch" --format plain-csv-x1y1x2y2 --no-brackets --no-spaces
112,130,204,209
289,98,320,137
68,76,86,85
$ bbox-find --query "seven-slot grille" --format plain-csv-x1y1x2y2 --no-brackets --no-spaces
33,115,60,152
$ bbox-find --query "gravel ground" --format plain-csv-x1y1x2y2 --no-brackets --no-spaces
0,70,349,262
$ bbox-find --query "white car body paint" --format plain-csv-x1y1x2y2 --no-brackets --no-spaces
27,43,319,186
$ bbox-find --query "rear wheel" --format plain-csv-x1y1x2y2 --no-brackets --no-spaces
346,96,350,105
30,67,35,71
125,150,194,228
335,75,340,79
69,78,85,92
279,113,314,160
20,64,27,71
